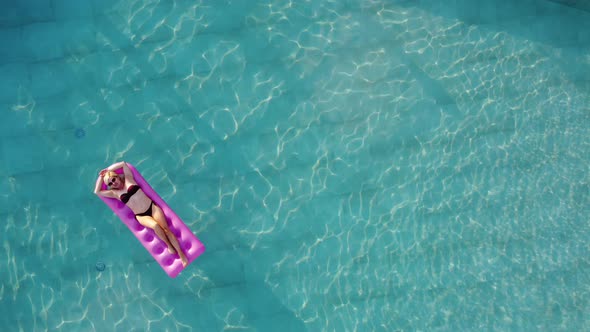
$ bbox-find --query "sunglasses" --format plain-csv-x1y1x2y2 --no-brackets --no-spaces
108,177,118,186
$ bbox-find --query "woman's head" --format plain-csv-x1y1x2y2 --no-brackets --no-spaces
103,171,124,189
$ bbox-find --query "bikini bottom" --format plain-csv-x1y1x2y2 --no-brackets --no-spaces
135,202,153,217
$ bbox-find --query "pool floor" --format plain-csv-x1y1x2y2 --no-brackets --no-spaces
0,0,589,331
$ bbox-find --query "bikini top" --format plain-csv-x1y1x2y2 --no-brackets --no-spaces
120,185,140,204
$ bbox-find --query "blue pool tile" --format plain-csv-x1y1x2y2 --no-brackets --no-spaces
0,177,17,212
53,0,94,20
0,3,19,27
15,0,54,23
0,27,28,63
22,22,64,61
198,249,246,286
0,1,52,27
250,311,307,332
204,2,255,34
2,135,45,174
94,13,135,51
29,60,72,99
58,20,98,55
0,63,29,104
90,0,125,16
0,104,36,139
243,280,305,321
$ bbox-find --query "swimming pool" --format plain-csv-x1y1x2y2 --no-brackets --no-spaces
1,0,589,330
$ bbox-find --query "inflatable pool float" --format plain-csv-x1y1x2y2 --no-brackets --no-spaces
97,163,205,278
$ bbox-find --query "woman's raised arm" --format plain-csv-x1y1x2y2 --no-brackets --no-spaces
93,174,104,194
107,161,135,184
107,161,126,171
121,162,135,183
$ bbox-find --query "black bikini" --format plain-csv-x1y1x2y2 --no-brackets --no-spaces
136,202,153,217
120,185,153,216
120,185,140,203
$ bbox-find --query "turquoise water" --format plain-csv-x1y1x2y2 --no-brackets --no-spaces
1,0,589,330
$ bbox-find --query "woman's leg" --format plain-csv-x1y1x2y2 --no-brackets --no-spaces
136,215,176,253
151,204,188,266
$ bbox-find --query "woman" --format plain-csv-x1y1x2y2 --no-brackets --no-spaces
94,161,188,267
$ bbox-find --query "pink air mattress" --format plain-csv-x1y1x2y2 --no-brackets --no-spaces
97,163,205,278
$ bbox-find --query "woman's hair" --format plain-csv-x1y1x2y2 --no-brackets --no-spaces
103,171,123,186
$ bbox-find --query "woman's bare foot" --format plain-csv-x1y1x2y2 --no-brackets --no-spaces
167,246,176,254
180,255,188,267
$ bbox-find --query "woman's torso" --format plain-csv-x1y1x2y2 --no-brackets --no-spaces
114,184,152,214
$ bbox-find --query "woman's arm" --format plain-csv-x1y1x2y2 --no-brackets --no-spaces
121,162,135,183
107,161,126,171
106,161,136,184
94,175,104,194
